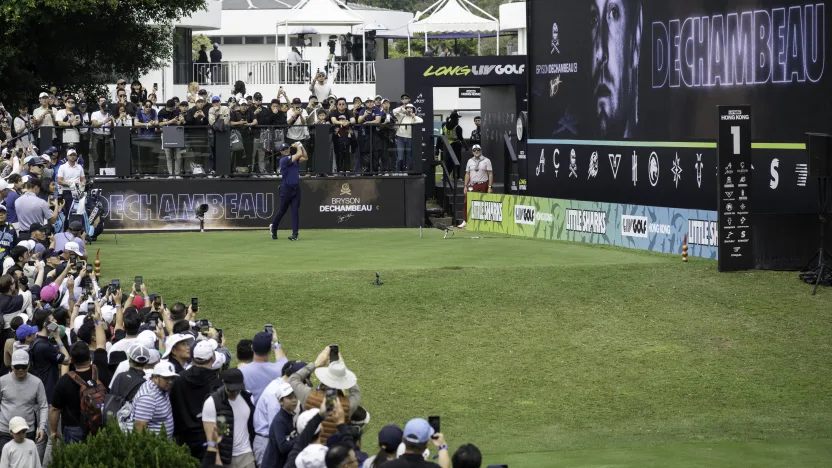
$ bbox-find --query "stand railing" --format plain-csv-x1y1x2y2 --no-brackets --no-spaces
433,134,461,223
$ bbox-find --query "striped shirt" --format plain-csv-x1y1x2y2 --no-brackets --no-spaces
131,380,173,438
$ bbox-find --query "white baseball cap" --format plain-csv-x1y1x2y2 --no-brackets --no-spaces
137,330,158,348
67,149,77,156
101,305,116,324
193,340,214,361
64,241,83,256
152,361,179,378
0,180,9,191
16,240,35,251
11,349,29,366
9,417,29,434
211,351,226,370
276,381,294,400
39,92,49,99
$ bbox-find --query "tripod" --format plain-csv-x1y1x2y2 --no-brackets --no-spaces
799,176,832,294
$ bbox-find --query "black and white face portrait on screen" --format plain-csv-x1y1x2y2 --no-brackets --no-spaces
589,0,642,139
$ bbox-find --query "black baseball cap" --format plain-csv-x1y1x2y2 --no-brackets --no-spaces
43,249,63,260
401,93,410,99
253,92,263,100
292,98,301,104
29,222,46,232
220,369,246,392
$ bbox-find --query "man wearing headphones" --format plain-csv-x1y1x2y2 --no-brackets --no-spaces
269,142,308,241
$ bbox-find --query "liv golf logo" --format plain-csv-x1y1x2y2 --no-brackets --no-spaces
621,215,648,238
514,205,535,225
471,201,503,222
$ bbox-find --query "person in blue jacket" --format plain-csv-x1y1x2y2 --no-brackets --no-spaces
269,142,307,241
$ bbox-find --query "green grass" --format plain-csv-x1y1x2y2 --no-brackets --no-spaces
95,229,832,466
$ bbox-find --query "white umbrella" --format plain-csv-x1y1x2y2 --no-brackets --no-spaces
290,26,319,35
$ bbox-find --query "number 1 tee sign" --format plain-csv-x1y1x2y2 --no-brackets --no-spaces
717,106,754,271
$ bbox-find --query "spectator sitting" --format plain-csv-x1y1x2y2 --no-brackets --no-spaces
383,419,450,468
170,339,223,459
239,330,287,405
236,339,253,367
0,350,48,457
131,361,178,438
452,444,482,468
290,346,361,444
364,425,403,468
0,417,40,468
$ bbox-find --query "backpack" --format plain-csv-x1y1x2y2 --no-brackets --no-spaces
68,366,108,435
102,371,146,432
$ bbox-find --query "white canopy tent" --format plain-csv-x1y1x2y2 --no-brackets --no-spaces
406,0,500,56
275,0,366,85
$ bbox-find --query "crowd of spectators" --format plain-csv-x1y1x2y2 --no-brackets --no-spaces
0,260,496,468
0,76,427,179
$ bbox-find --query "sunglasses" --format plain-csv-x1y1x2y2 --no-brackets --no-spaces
12,365,27,371
473,149,482,152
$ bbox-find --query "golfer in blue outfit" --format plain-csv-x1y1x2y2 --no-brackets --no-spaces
270,142,308,240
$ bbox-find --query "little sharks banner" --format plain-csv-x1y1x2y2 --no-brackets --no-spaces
466,192,719,259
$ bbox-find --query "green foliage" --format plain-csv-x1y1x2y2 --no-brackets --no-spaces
49,422,199,468
193,34,213,61
0,0,208,106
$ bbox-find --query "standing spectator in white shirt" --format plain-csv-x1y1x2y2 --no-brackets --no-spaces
13,104,35,150
90,98,114,173
0,417,40,468
392,100,424,172
54,97,81,149
457,144,492,229
32,93,55,135
309,71,332,104
56,149,85,217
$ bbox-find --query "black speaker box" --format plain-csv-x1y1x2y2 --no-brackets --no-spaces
806,132,832,178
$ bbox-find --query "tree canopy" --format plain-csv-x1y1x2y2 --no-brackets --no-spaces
0,0,207,105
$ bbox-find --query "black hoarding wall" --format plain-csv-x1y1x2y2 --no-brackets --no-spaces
526,0,829,213
526,0,831,269
377,57,528,186
95,177,423,231
479,86,517,185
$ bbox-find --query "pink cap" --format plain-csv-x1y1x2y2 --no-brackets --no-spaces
40,284,59,303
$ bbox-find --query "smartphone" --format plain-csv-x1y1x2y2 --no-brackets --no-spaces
112,279,120,289
264,324,273,335
191,297,198,312
70,253,77,264
428,416,440,434
86,264,93,273
87,302,95,315
153,83,158,89
75,261,83,271
47,323,58,333
134,276,142,290
329,344,339,363
325,388,337,412
216,416,230,437
217,328,223,342
148,319,157,330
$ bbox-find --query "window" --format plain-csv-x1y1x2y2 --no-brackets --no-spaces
244,36,265,44
223,36,243,45
208,37,220,45
267,36,277,44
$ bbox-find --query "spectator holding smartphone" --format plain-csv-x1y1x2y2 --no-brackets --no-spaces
239,330,286,406
383,418,450,468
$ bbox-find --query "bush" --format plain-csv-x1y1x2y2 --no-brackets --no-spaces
49,422,199,468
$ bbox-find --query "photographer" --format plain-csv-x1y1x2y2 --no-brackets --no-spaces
309,71,332,104
285,98,309,152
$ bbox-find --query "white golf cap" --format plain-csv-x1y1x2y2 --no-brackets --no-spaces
39,92,49,99
193,340,214,361
0,180,9,191
9,417,29,434
64,242,83,255
16,240,35,251
152,361,179,378
276,381,295,400
11,349,29,366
